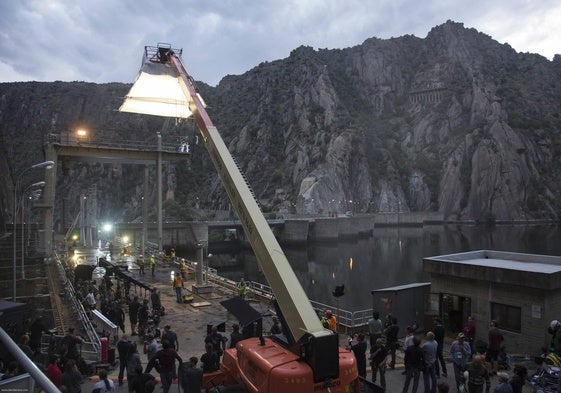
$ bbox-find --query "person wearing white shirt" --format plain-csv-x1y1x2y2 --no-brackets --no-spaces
93,370,115,393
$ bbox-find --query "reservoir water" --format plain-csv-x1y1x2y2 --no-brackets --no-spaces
209,224,561,311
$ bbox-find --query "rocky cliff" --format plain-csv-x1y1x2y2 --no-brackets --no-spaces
1,21,560,226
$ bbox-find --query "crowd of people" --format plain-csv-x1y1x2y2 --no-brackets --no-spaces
3,248,552,393
0,247,258,393
344,311,532,393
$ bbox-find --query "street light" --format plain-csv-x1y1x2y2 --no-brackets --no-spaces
21,181,45,279
76,128,88,143
12,161,54,301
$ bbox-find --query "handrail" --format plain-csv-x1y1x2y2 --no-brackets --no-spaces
129,242,372,331
53,251,102,361
50,131,190,154
202,265,372,330
0,327,59,393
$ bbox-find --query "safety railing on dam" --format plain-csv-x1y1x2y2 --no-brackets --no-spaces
118,241,373,334
178,258,373,333
47,131,191,154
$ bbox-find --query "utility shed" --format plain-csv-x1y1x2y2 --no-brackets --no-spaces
371,282,431,337
423,250,561,355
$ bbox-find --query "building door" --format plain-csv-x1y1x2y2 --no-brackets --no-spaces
440,293,471,333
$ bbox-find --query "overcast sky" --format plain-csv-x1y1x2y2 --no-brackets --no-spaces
1,1,559,87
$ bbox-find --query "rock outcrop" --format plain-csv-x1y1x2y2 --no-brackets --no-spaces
1,21,560,224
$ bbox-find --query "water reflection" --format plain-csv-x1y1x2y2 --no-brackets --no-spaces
210,224,561,311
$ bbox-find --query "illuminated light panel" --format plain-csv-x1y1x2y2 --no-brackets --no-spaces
119,55,200,118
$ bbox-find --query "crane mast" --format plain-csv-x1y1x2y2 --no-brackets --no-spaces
168,53,329,340
120,45,348,385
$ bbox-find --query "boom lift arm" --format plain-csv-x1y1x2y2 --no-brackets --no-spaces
120,45,349,385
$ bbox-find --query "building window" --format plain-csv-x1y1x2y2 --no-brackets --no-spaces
491,302,521,333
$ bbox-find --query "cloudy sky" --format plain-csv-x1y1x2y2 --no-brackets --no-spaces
1,1,559,86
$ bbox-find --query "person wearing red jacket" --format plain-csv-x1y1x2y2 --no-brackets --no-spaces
46,355,62,387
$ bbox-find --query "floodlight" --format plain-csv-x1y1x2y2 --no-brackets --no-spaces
119,46,205,118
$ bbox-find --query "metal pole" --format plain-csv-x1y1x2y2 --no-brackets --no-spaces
21,195,25,280
196,242,204,285
142,165,149,258
12,179,18,301
157,132,163,251
21,182,45,281
12,163,47,300
80,195,86,246
42,147,57,254
0,327,60,393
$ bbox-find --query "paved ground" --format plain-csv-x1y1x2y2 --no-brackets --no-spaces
75,262,536,393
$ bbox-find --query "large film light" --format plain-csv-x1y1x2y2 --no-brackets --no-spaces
119,52,193,118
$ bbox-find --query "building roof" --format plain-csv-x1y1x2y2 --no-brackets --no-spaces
423,250,561,290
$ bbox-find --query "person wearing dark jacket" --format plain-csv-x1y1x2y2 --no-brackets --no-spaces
229,324,244,349
129,364,156,393
385,317,399,369
117,335,132,386
30,316,51,354
508,364,527,393
370,338,388,390
60,359,83,393
433,318,448,378
402,337,424,393
201,343,220,373
110,302,126,333
205,325,227,358
128,296,140,336
179,357,204,393
144,341,182,393
347,334,367,378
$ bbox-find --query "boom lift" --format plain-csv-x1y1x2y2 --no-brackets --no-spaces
120,44,359,393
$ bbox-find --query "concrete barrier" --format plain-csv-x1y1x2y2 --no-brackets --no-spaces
279,220,309,245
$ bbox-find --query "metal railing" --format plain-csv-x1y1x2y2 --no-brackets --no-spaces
50,251,102,361
201,263,372,332
0,327,59,393
49,131,190,154
129,240,373,332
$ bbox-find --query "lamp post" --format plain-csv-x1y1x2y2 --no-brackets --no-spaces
12,161,54,301
21,181,45,279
